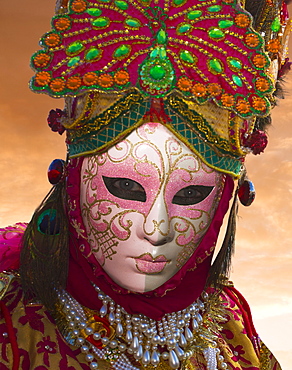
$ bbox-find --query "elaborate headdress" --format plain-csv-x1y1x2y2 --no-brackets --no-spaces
30,0,291,178
22,0,291,316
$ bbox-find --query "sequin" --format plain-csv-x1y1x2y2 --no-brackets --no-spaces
68,57,81,67
208,27,225,39
232,75,242,87
208,5,222,12
86,8,102,16
271,17,281,32
114,45,131,59
180,50,195,64
218,19,234,29
67,41,84,55
114,0,129,10
208,58,223,73
85,48,101,61
157,29,167,44
187,10,202,19
177,23,192,34
92,17,110,28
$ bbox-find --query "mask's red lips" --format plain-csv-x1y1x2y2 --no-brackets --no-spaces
134,253,169,274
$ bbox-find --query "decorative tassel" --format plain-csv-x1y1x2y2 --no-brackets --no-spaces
20,179,69,312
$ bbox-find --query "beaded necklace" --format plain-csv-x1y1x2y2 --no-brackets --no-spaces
57,285,229,369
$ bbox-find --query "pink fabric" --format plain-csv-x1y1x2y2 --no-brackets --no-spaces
66,158,234,320
0,223,27,272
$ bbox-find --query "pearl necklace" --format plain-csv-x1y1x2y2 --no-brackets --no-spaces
57,286,228,370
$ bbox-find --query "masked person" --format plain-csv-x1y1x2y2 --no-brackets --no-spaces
0,0,290,369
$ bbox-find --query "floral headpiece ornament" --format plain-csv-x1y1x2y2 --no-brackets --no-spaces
31,0,291,178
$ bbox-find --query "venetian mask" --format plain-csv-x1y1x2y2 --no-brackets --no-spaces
80,123,225,293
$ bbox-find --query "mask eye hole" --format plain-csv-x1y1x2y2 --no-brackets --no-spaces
172,185,214,205
102,176,146,202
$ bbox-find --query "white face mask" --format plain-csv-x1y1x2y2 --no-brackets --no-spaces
80,123,224,293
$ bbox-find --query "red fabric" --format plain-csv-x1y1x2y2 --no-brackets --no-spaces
66,157,234,320
223,285,258,338
0,301,20,370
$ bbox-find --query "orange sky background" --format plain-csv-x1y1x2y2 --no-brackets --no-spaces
1,1,291,368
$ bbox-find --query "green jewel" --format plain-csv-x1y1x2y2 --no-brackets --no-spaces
114,0,128,10
271,17,281,32
125,18,141,28
218,19,234,29
67,41,83,54
98,0,111,2
92,17,110,28
228,58,242,70
68,56,80,67
187,10,202,20
139,47,175,96
177,23,192,34
180,50,194,64
232,75,243,87
209,58,223,73
157,29,167,45
208,5,222,12
150,47,166,59
150,65,166,80
173,0,186,6
208,27,225,39
86,8,102,16
114,44,131,58
85,48,101,61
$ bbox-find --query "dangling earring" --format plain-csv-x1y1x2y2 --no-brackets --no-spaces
238,172,255,206
48,159,66,185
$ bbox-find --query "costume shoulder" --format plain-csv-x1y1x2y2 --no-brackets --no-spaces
219,282,282,370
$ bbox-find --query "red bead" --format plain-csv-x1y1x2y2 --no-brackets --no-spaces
238,179,255,206
48,159,65,184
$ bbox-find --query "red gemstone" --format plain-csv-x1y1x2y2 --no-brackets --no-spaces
238,179,255,206
48,159,65,184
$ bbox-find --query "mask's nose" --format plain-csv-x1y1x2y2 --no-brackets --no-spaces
140,191,175,246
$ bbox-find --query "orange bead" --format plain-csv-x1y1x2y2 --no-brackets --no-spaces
67,76,82,90
221,93,234,107
252,54,267,69
83,72,98,86
267,39,281,53
44,33,61,47
114,70,130,85
35,72,51,86
252,97,267,111
245,33,260,48
50,78,65,92
97,74,114,88
255,77,270,92
236,99,250,114
33,53,51,68
191,83,207,97
235,14,250,28
207,83,222,96
54,17,71,31
71,0,87,13
177,77,192,92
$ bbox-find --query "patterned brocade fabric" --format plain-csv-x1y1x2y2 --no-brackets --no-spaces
0,278,281,370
